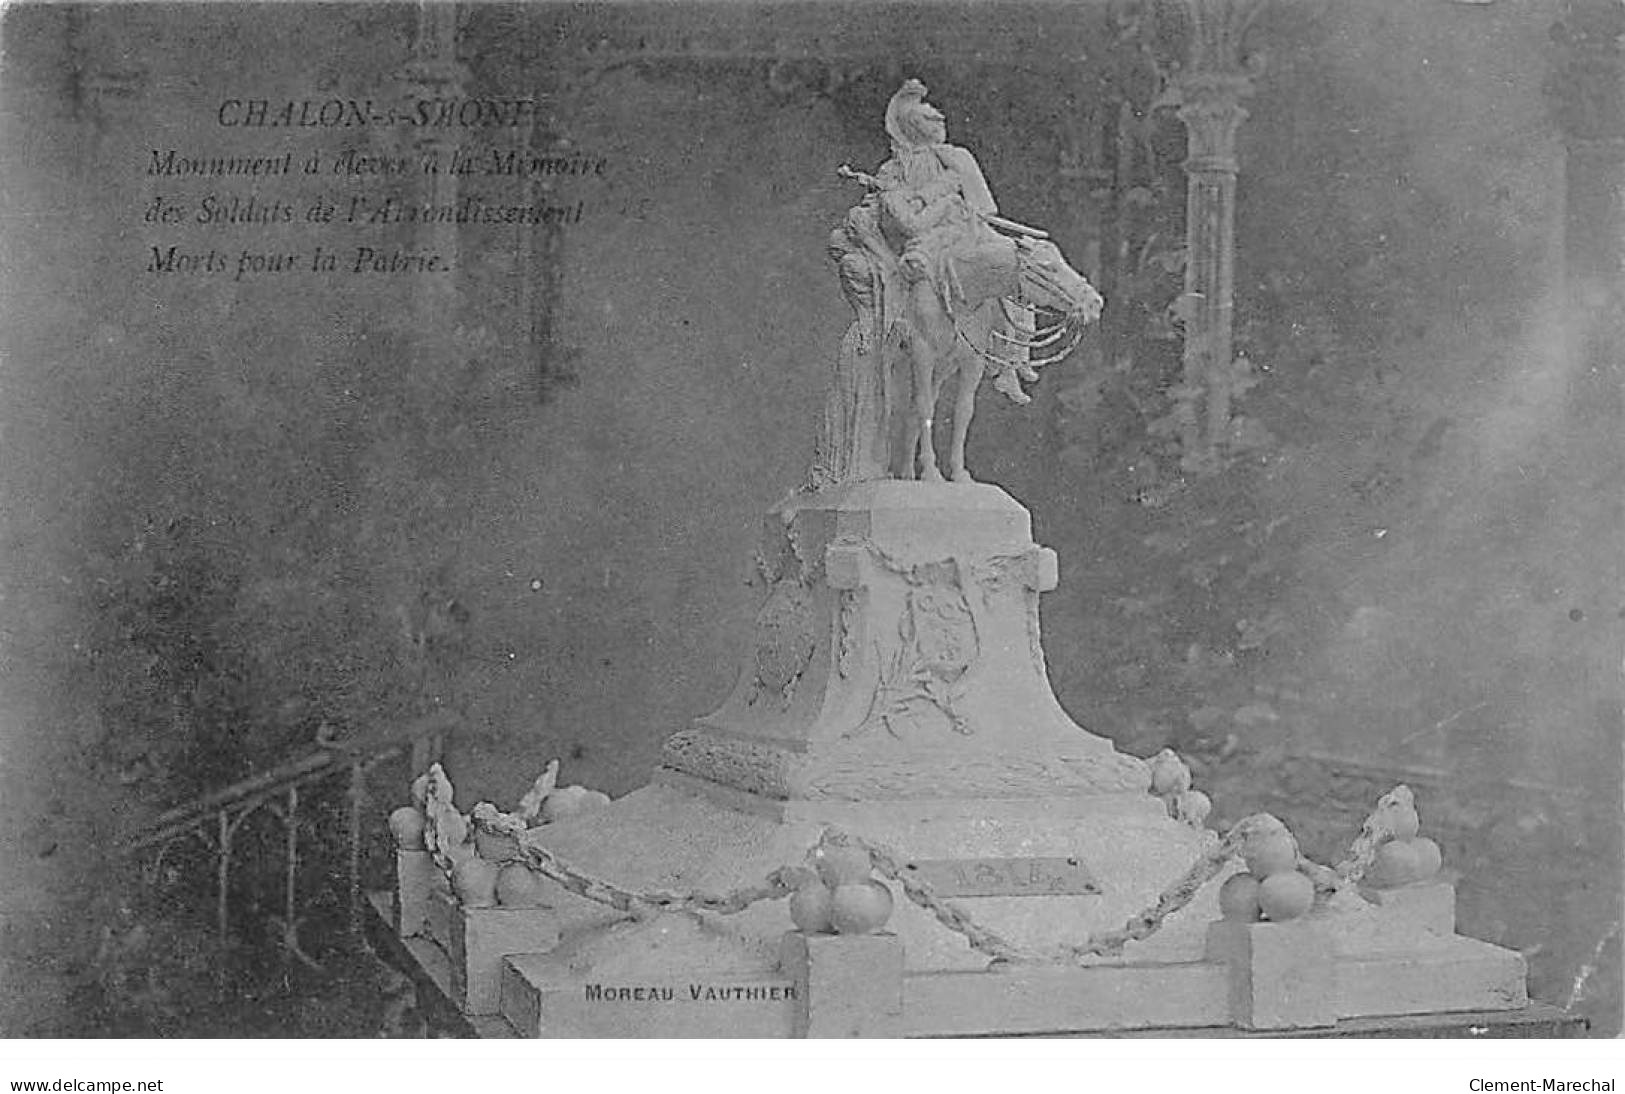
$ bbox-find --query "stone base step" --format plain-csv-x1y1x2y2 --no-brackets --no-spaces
501,952,800,1038
1337,936,1528,1019
496,927,1529,1037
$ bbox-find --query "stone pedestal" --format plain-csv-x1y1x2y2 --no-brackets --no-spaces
494,482,1531,1036
518,484,1220,990
664,482,1149,800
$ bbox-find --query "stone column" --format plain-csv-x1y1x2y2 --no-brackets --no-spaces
1550,1,1625,304
400,1,467,309
1171,0,1266,473
1549,0,1625,427
520,41,571,403
64,7,148,127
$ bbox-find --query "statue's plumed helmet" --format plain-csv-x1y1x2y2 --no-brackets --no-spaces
885,78,945,150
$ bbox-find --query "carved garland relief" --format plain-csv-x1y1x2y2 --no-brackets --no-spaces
849,556,982,740
744,533,1050,741
829,538,1053,743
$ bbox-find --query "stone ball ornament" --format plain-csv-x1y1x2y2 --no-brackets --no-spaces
474,826,520,863
539,785,613,823
1174,788,1212,826
388,805,427,850
1387,803,1422,841
789,878,836,933
1409,836,1443,879
1257,870,1315,922
1369,835,1444,889
1241,828,1299,879
1148,749,1193,796
1147,749,1211,828
452,855,501,908
794,837,895,934
1362,790,1445,889
1217,867,1316,923
1220,817,1320,923
495,863,548,907
813,844,876,890
1219,871,1263,921
830,881,895,935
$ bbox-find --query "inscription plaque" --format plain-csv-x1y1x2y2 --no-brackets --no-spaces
902,856,1101,897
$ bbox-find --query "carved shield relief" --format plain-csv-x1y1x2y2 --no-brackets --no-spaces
903,586,978,683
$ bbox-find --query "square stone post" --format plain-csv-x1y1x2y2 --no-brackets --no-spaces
1205,918,1337,1030
780,931,904,1038
394,848,436,938
449,906,562,1015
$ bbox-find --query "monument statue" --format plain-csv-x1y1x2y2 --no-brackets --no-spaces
810,80,1104,488
377,78,1534,1041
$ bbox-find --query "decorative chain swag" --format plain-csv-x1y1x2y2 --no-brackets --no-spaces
489,785,1418,969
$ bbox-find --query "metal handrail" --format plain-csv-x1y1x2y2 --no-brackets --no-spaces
126,750,337,851
122,713,455,945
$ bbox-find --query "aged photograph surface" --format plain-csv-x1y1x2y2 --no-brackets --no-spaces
0,0,1619,1042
